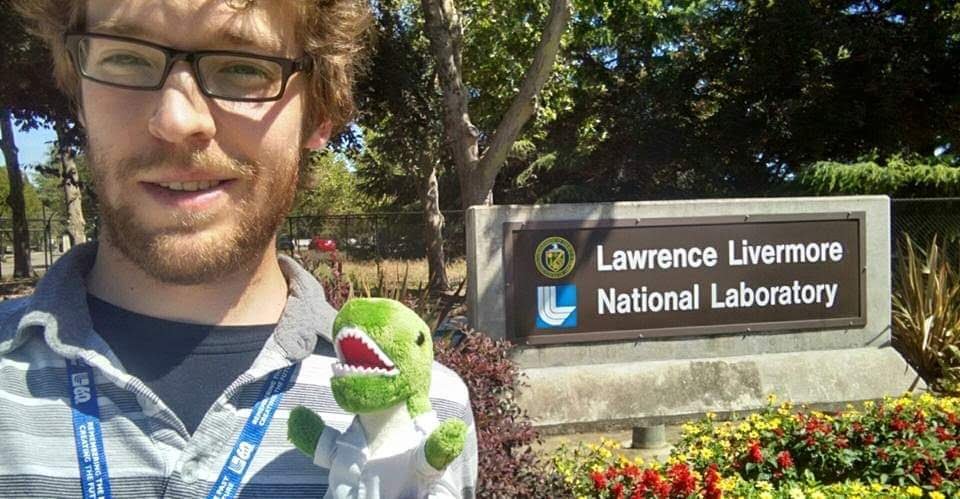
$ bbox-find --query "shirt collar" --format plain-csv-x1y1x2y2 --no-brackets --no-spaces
0,242,334,363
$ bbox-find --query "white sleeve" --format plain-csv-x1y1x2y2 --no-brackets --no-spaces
313,425,342,469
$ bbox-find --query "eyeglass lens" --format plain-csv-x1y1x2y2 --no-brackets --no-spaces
76,36,285,100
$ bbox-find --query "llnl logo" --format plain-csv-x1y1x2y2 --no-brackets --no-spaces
536,285,577,329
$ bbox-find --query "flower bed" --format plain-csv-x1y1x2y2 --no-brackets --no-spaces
547,393,960,498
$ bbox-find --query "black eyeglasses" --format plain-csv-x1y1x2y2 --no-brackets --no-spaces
64,32,312,102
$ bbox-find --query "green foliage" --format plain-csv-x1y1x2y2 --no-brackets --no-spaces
292,151,377,215
800,156,960,197
0,167,44,220
892,234,960,394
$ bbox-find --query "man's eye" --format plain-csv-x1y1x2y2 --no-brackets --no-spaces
219,63,272,80
100,53,152,67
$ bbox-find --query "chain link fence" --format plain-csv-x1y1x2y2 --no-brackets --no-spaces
277,211,466,261
891,198,960,249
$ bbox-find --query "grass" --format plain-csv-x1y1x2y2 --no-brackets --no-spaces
340,257,468,289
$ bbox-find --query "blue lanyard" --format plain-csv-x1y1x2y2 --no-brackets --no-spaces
67,358,113,499
67,359,294,499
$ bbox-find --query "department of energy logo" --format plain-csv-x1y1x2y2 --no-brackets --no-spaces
536,285,577,329
535,236,576,279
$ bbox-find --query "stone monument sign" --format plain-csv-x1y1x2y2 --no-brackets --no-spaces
466,196,920,430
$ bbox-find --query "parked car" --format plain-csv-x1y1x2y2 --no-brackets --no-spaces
309,236,337,254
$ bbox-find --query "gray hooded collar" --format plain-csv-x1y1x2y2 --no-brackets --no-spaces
0,242,334,361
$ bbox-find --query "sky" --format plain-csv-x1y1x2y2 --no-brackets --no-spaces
0,125,57,170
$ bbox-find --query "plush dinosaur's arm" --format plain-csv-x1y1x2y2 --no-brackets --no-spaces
288,406,327,458
424,417,468,471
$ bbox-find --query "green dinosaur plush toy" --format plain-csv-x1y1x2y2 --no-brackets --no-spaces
288,298,468,498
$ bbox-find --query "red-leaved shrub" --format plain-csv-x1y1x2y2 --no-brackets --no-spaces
434,329,549,498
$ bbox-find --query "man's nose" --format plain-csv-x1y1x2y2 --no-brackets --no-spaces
147,63,217,145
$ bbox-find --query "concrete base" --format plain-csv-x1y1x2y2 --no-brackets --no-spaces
517,346,924,431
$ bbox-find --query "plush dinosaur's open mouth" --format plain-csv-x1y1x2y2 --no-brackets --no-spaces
333,326,399,377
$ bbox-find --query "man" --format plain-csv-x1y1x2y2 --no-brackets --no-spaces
1,1,477,497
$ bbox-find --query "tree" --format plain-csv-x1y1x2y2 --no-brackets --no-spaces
421,0,571,208
355,0,458,292
518,0,960,202
1,0,84,276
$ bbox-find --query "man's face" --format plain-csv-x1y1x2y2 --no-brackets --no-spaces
82,0,317,285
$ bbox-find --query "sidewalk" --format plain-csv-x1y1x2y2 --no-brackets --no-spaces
535,425,684,463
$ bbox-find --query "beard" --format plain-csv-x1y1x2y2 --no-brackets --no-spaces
89,145,299,285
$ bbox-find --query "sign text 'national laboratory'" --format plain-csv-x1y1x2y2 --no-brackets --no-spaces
503,213,866,345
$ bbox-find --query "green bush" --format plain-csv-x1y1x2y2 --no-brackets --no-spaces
893,235,960,394
799,156,960,198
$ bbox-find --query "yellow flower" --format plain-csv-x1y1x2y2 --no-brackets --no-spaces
700,448,714,460
930,492,945,499
809,492,826,499
788,487,806,499
707,411,716,420
767,393,778,405
759,493,773,499
749,431,760,440
756,480,773,491
906,485,923,497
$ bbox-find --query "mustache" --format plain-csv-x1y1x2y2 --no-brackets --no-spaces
114,148,257,182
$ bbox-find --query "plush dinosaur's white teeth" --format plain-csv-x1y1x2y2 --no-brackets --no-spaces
334,326,397,371
331,362,398,377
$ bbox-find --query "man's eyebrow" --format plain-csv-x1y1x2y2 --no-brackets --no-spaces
87,19,284,54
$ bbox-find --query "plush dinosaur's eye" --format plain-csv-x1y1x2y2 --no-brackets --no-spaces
417,331,425,346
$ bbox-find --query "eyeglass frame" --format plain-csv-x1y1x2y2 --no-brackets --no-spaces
64,32,314,103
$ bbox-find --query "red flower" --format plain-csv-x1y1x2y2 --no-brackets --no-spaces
777,450,795,469
805,436,816,448
852,422,864,433
863,433,876,445
590,470,607,490
654,481,671,499
642,468,662,489
605,466,619,481
836,437,849,449
949,412,960,427
914,421,928,434
622,464,642,481
936,426,953,442
611,482,625,499
747,440,763,463
877,449,890,462
702,464,722,499
773,427,785,437
630,488,645,499
890,418,909,432
668,462,697,497
947,446,960,460
930,470,944,489
912,460,925,477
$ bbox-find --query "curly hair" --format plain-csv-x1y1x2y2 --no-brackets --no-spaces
13,0,372,135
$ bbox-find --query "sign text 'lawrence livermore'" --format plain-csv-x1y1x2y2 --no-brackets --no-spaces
503,214,866,345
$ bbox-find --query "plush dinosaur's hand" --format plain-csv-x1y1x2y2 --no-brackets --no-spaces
424,418,468,471
288,406,327,458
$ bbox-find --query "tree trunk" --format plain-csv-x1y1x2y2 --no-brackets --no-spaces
421,0,571,210
0,109,33,278
55,124,86,247
418,163,450,293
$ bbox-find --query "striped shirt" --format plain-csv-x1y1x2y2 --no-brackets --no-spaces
0,243,477,498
